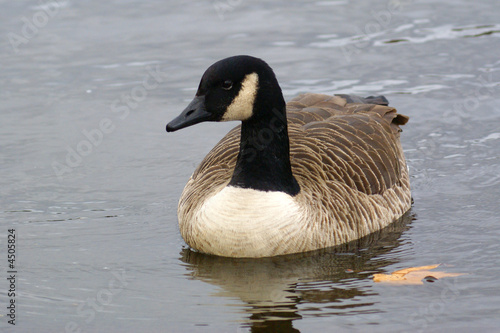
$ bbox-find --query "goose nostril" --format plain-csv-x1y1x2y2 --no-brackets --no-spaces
186,110,195,117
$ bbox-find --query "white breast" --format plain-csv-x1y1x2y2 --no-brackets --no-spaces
182,186,306,257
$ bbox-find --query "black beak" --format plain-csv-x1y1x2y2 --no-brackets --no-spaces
166,96,212,132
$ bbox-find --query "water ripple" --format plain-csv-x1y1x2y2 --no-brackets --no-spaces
310,23,500,49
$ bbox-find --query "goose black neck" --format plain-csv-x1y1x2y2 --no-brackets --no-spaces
228,106,300,196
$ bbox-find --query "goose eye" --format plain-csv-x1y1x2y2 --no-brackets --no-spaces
222,80,233,90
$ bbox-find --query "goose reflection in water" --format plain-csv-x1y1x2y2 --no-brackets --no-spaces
179,211,414,332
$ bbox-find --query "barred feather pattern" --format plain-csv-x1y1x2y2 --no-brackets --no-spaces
177,93,411,257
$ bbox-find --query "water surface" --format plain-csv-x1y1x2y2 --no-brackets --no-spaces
1,0,500,332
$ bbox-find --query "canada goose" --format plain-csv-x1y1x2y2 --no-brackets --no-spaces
167,55,411,258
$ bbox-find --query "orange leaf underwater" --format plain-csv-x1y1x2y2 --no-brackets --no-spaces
373,264,465,285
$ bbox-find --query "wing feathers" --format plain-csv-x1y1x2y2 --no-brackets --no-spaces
187,93,409,198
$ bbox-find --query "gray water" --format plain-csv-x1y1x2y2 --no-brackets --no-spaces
1,0,500,332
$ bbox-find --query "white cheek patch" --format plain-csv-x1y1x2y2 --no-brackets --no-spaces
222,72,259,121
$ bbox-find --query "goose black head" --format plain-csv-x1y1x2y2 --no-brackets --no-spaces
166,55,285,132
